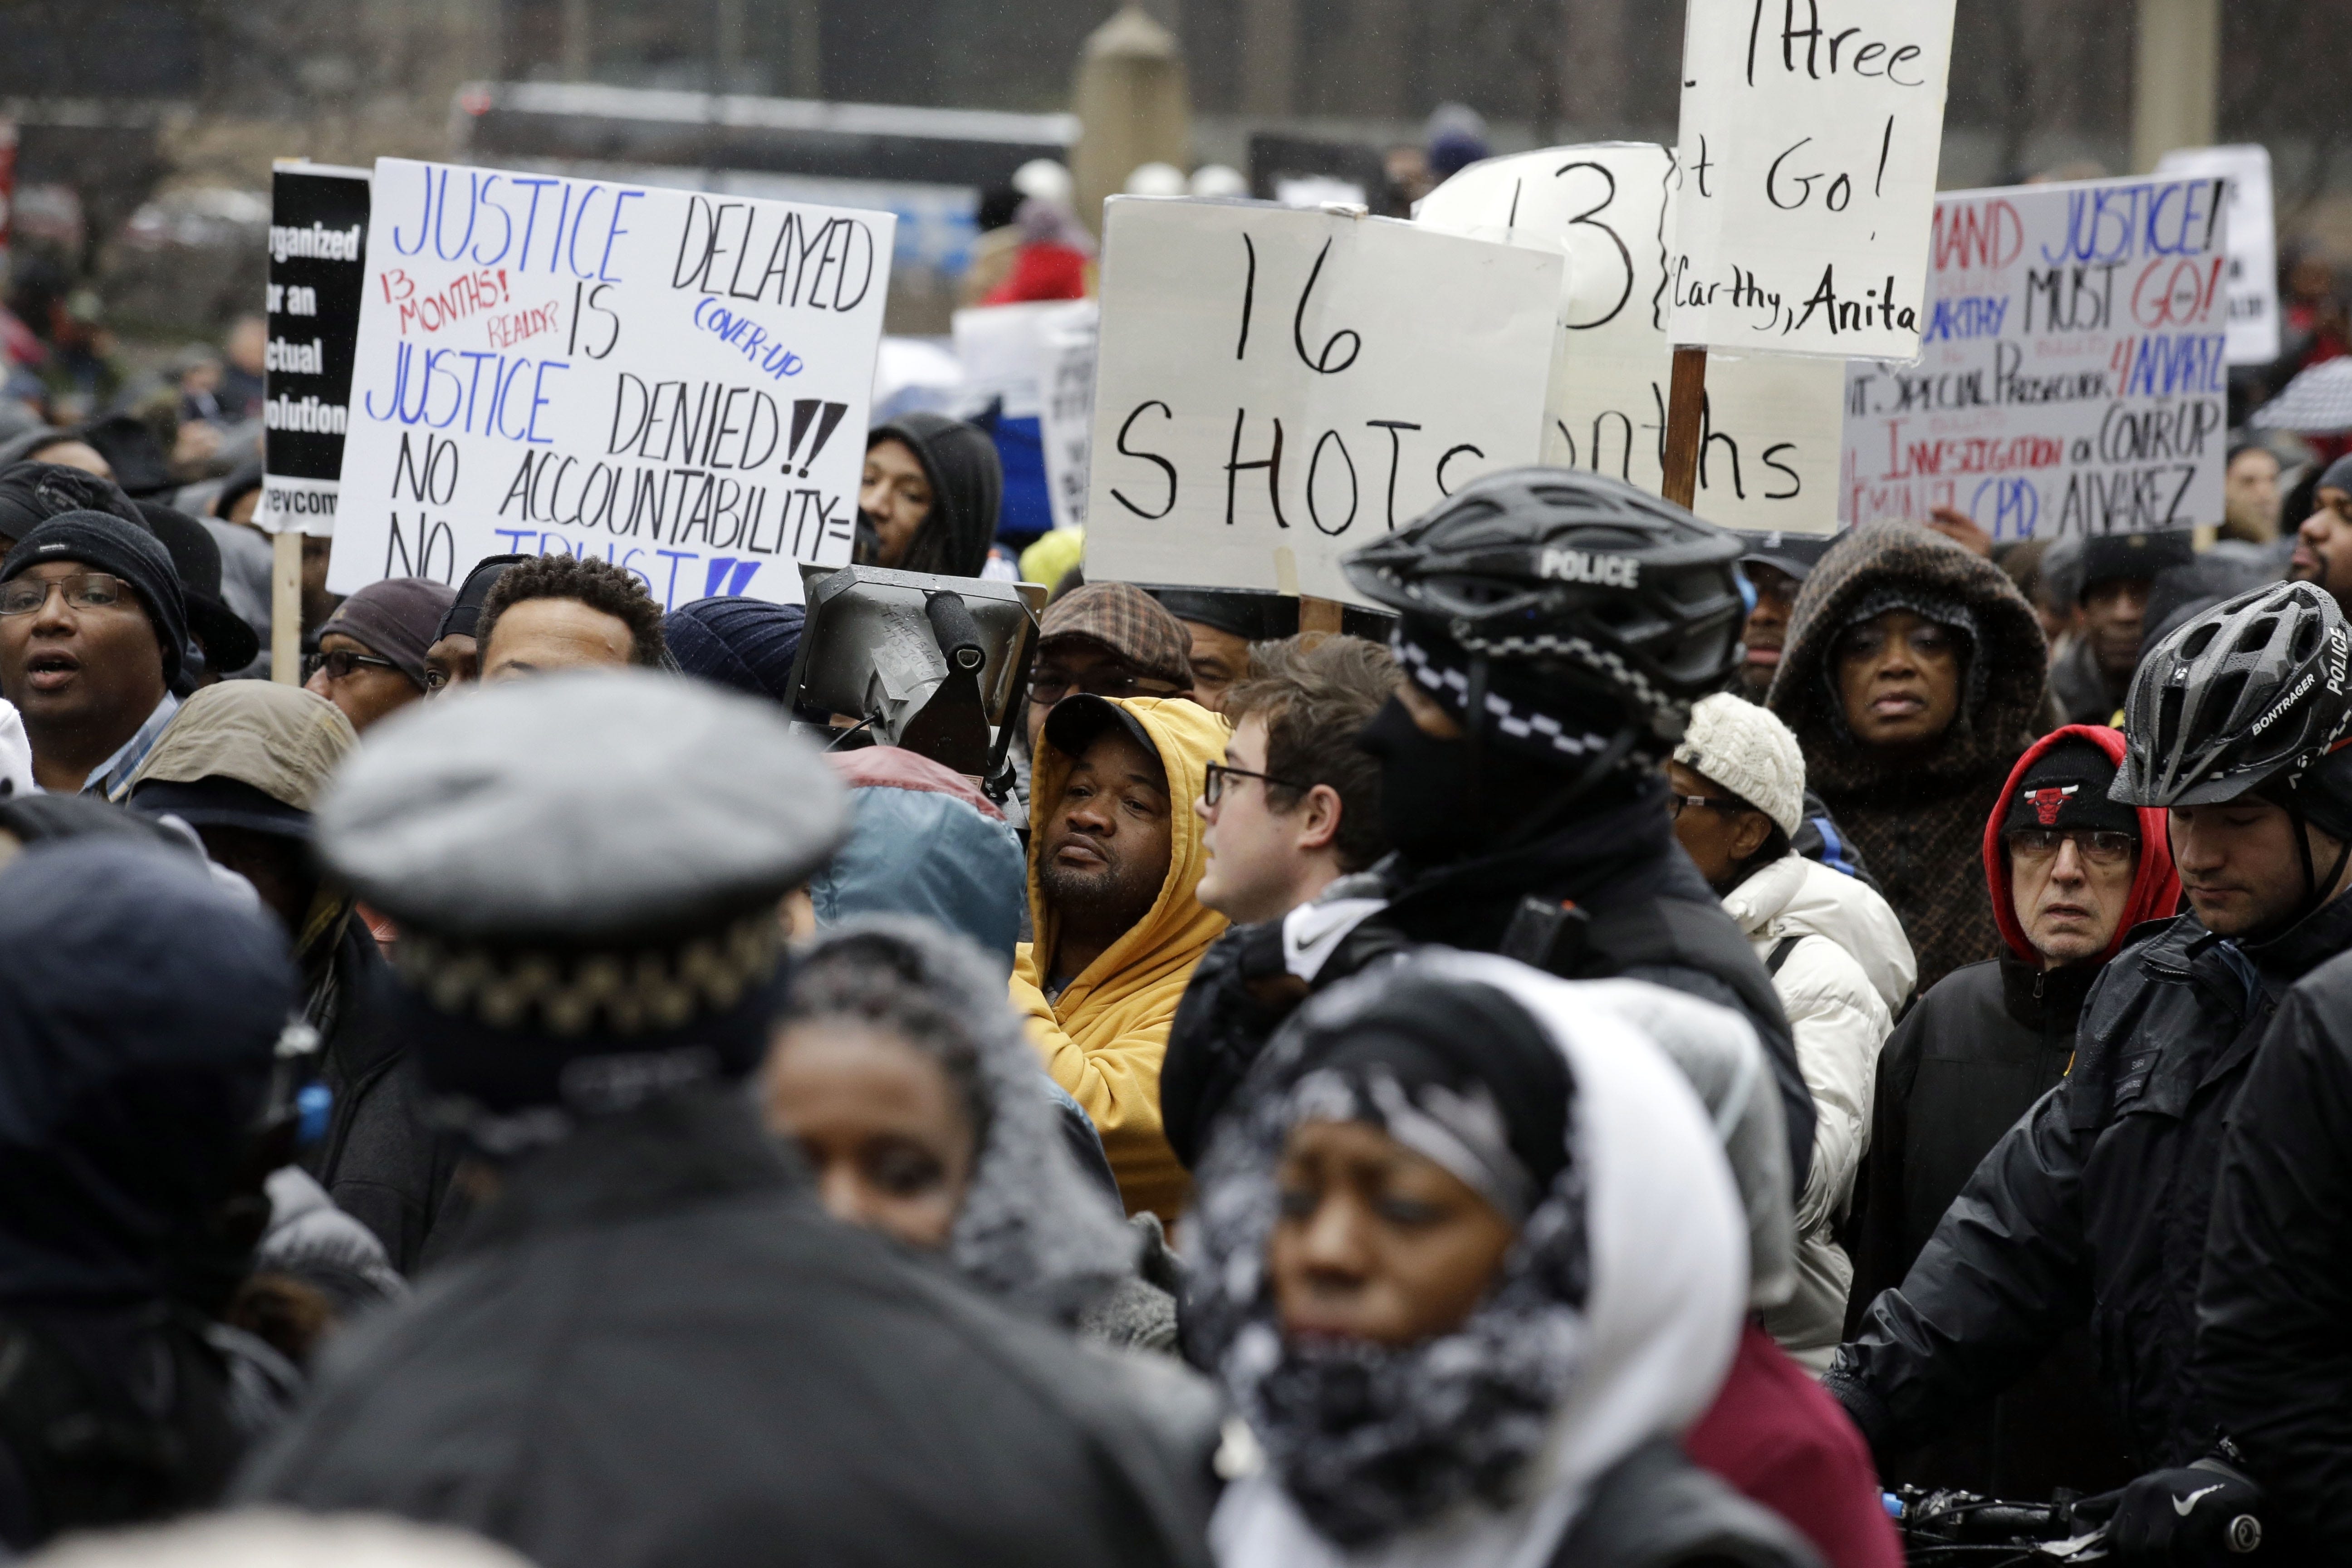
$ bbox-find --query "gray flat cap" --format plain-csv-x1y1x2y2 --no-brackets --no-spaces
318,668,848,944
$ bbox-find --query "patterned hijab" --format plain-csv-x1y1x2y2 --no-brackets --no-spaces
1191,952,1747,1568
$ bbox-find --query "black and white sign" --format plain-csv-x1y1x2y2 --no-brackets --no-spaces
1670,0,1957,361
263,162,371,536
1417,143,1847,534
1083,197,1558,604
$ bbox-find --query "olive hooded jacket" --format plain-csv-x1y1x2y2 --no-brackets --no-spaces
1013,696,1229,1223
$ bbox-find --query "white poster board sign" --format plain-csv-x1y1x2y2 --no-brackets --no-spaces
1670,0,1957,361
2156,143,2281,366
330,157,895,608
951,299,1098,532
1842,174,2230,538
1417,143,1847,534
1084,197,1559,603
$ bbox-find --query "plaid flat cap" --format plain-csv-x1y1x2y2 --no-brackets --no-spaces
1037,581,1193,689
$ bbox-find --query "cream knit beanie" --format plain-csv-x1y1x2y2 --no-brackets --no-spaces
1672,693,1806,838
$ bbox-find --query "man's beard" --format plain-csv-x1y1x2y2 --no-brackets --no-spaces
1039,851,1161,933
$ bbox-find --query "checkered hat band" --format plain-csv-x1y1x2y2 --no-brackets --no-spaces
1391,632,1615,763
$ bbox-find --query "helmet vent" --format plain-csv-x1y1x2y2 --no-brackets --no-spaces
2239,615,2279,655
2182,622,2220,660
2156,682,2187,752
2207,669,2249,729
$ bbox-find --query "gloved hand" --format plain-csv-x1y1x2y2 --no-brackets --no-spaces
2075,1459,2263,1563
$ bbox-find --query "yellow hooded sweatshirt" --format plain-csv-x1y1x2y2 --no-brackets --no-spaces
1012,696,1229,1223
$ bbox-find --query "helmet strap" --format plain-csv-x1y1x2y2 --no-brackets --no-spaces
1462,653,1489,824
2282,802,2352,931
1491,726,1644,854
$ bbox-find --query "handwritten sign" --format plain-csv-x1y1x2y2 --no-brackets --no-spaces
1417,143,1846,534
1670,0,1957,361
1841,175,2230,538
2156,144,2281,366
328,158,895,608
1083,197,1558,603
262,164,371,535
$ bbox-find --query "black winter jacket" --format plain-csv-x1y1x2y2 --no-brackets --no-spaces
1853,955,2095,1308
240,1088,1219,1568
1548,1439,1823,1568
298,926,462,1275
1161,781,1813,1194
1845,954,2132,1498
1829,892,2352,1475
2194,949,2352,1558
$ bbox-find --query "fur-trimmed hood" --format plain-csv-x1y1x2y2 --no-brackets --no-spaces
1767,524,2048,794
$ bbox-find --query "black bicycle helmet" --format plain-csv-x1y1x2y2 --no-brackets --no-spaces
1342,467,1744,737
2112,580,2352,808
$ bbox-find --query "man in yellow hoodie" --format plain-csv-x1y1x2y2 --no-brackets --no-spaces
1013,691,1228,1222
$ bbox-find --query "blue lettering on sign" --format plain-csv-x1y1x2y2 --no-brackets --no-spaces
701,556,764,597
387,164,645,280
2039,179,2224,267
1926,295,2009,341
691,297,807,381
360,342,570,445
2124,333,2229,398
1969,476,2040,540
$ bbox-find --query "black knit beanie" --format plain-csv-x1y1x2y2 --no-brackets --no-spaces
1,510,188,684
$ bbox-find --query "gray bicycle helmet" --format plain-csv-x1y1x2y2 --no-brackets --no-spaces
1341,467,1745,735
2113,580,2352,808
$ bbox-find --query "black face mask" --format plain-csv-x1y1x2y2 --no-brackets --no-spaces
1356,696,1487,865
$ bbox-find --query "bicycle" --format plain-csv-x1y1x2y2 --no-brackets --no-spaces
1886,1486,2110,1566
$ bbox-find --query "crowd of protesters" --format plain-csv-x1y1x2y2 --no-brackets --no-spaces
10,171,2352,1568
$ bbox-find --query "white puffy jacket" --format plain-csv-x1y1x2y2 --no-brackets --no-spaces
1721,853,1916,1372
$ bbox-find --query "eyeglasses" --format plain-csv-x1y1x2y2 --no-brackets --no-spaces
304,647,405,683
0,572,129,617
1028,667,1184,705
2005,827,2136,867
1204,760,1308,806
1667,794,1748,820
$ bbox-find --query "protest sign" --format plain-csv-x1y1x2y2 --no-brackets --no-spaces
951,299,1097,532
1084,197,1558,604
2156,144,2280,366
1417,143,1846,534
1039,310,1098,531
328,158,895,608
1841,174,2230,539
1669,0,1957,361
263,163,371,536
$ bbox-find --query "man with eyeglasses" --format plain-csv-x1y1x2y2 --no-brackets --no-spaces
1841,726,2177,1499
304,577,456,734
2287,453,2352,620
0,510,188,797
1019,582,1195,762
1190,634,1396,928
1831,584,2352,1558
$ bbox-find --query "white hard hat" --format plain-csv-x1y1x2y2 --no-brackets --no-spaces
1011,159,1073,205
1188,164,1248,199
1123,162,1187,197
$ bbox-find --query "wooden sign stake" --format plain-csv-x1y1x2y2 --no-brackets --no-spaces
1298,594,1345,637
1661,344,1708,511
272,530,303,684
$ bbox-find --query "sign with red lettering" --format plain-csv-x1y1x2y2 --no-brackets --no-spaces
329,158,894,607
1840,175,2230,538
1670,0,1957,361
